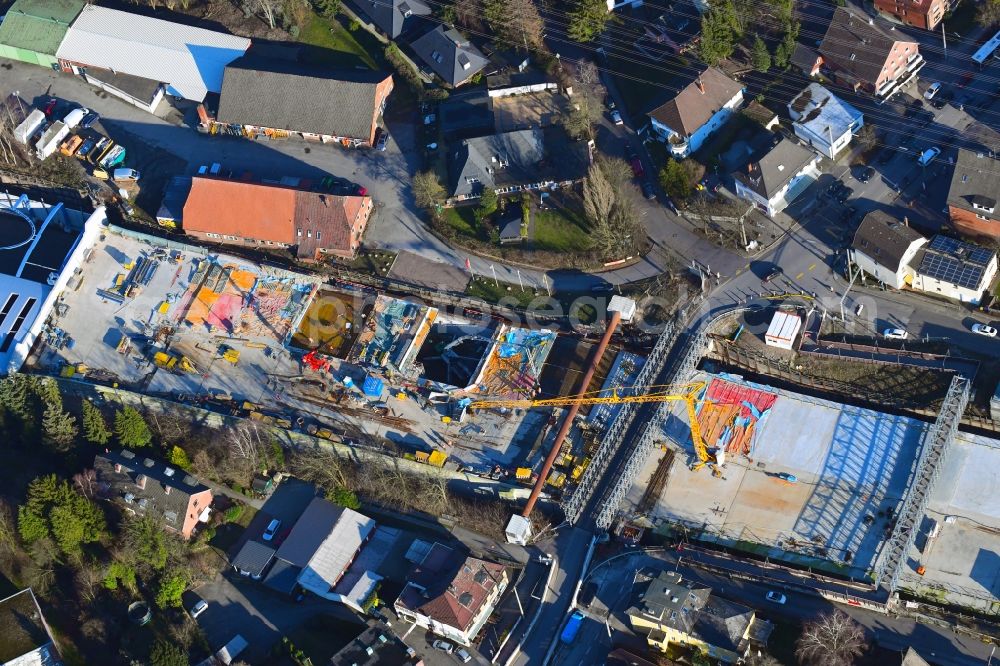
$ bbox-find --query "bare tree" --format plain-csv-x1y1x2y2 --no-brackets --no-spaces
0,500,17,557
583,158,642,260
228,423,263,483
583,162,615,228
73,469,99,499
796,610,867,666
290,446,352,493
249,0,281,28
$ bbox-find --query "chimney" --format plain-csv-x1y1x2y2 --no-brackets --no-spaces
696,78,705,94
164,484,172,495
114,463,122,473
136,474,147,490
903,216,909,227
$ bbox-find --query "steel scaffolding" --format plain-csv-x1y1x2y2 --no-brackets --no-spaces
875,374,970,591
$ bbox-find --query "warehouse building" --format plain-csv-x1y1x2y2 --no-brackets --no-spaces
0,0,84,69
56,5,250,101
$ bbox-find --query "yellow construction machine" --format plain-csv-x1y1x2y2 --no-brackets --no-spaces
470,381,718,471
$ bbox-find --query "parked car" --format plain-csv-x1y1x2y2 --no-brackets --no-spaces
189,598,208,619
62,107,88,129
42,97,57,118
112,168,140,182
456,648,473,663
432,640,454,654
917,147,941,166
263,518,281,541
855,303,864,316
375,128,389,151
857,166,875,183
836,186,854,204
972,323,998,337
629,154,644,178
924,82,941,100
883,328,908,339
611,110,624,126
664,196,679,214
761,267,783,284
642,181,656,200
80,111,100,129
766,591,787,604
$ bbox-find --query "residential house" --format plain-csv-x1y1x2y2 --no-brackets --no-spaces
344,0,430,39
449,129,546,200
216,56,393,147
180,176,373,260
627,571,768,663
788,83,864,158
329,622,422,666
263,497,399,611
875,0,946,30
733,137,820,218
395,542,508,646
0,589,60,665
742,101,779,131
56,5,250,101
439,90,496,139
94,449,213,540
230,540,276,580
790,44,823,78
912,235,997,304
947,148,1000,239
819,7,923,101
849,210,928,289
645,67,744,158
411,26,488,88
0,0,84,69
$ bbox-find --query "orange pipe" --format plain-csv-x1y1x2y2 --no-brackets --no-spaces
521,310,623,518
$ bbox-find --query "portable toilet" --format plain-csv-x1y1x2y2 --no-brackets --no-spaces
362,374,384,398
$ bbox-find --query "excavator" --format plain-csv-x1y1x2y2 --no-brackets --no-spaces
470,381,721,472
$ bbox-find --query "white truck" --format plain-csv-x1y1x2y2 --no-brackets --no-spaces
35,121,70,160
13,109,45,145
192,634,248,666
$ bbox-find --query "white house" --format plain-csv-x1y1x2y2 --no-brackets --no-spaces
912,235,997,304
849,211,927,290
645,67,744,158
395,542,508,646
733,137,820,218
788,83,864,158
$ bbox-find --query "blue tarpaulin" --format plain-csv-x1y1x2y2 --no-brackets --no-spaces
362,375,384,397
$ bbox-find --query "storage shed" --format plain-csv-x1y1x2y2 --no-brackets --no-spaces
764,311,801,350
0,0,84,69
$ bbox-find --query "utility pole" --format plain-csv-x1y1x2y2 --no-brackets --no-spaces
941,22,947,57
490,264,499,288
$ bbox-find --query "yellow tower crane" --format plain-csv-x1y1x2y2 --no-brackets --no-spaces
470,381,718,470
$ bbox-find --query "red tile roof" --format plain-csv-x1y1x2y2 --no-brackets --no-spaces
182,176,369,255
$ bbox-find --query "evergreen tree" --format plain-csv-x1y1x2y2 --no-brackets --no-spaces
82,400,111,445
659,159,693,201
42,403,78,451
568,0,613,42
168,445,192,471
114,406,152,448
327,486,362,510
699,9,737,65
155,570,188,608
18,474,106,555
751,35,772,72
314,0,340,18
475,189,499,222
773,21,799,69
150,640,189,666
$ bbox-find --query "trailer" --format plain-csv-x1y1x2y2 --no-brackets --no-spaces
35,121,70,160
13,109,45,145
560,611,585,644
99,144,126,169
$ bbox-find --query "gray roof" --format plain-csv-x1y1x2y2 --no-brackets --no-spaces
156,175,192,224
387,250,471,293
439,89,495,137
449,129,545,197
734,137,817,199
948,148,1000,222
295,502,376,594
56,5,250,101
84,67,163,104
231,540,276,577
790,43,821,73
851,210,925,272
94,449,210,532
263,557,301,594
819,7,902,85
345,0,430,39
217,56,392,141
411,26,488,87
330,621,421,665
0,589,55,663
690,597,754,653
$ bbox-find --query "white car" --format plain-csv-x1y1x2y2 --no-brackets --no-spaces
611,110,624,126
432,639,454,654
189,598,208,619
883,328,908,339
766,591,787,604
456,648,473,663
263,518,281,541
972,323,998,337
924,82,941,100
917,147,941,166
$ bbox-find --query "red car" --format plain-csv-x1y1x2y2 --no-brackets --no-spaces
629,155,644,178
42,97,58,118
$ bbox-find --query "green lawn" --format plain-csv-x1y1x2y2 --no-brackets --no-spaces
466,277,542,307
299,15,377,69
442,206,480,239
532,207,593,253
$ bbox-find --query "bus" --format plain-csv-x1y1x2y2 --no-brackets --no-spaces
560,610,586,644
972,30,1000,65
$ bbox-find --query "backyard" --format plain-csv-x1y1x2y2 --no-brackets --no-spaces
299,14,379,69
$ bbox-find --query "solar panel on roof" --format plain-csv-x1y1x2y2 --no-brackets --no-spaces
968,246,995,265
918,253,985,290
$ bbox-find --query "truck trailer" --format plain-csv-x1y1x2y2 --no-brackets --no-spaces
13,109,45,145
35,121,70,160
